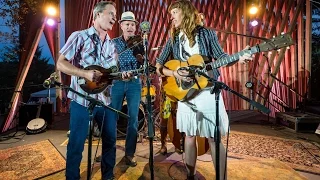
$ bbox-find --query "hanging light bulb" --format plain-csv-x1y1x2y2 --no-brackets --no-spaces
249,4,258,15
46,6,57,16
46,18,56,26
250,19,259,27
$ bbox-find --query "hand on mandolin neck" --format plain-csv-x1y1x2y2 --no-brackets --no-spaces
78,65,156,94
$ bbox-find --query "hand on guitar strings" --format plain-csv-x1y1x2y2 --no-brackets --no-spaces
173,68,193,82
239,45,254,64
85,70,103,82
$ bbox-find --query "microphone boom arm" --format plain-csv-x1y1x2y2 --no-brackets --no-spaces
190,68,271,114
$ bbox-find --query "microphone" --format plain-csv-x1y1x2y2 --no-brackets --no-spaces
150,46,162,51
140,21,150,47
140,21,150,33
43,72,59,88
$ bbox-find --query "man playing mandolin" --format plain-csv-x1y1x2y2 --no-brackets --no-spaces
56,1,123,180
109,11,144,167
156,1,253,179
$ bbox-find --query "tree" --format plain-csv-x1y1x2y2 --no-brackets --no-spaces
0,44,55,113
0,0,58,114
0,0,58,44
0,0,38,44
0,43,20,62
311,6,320,100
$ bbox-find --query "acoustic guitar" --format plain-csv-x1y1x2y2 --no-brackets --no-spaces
78,65,156,94
163,33,294,101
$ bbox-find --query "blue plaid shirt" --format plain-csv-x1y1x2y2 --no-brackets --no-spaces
112,36,141,72
156,27,228,80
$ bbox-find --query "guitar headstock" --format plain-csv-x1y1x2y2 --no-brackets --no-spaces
258,33,294,52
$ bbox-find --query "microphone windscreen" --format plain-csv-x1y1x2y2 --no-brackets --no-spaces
140,21,150,32
43,79,51,88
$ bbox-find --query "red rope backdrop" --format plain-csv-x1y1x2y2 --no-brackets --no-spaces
120,0,311,117
8,0,311,132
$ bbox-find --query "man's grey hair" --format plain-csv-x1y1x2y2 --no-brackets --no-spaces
93,1,116,20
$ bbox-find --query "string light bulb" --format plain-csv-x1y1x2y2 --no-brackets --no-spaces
249,4,258,15
46,6,57,16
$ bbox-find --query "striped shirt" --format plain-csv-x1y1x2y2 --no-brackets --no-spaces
112,36,141,71
60,26,118,107
156,26,228,80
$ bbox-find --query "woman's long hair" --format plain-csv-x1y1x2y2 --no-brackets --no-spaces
168,0,203,47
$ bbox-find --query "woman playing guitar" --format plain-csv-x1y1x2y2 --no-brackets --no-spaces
155,1,253,179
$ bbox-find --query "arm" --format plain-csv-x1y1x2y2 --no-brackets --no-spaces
156,38,190,80
207,29,252,66
156,62,175,77
206,29,230,67
56,54,86,78
57,54,102,82
156,39,174,76
57,31,102,82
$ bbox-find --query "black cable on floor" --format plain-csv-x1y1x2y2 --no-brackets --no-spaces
0,131,26,144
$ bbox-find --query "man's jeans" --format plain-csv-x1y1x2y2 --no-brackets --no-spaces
111,79,141,156
66,101,117,180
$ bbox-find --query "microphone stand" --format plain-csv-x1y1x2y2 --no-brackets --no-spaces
269,73,305,111
263,54,271,122
191,69,270,180
52,82,128,180
207,27,269,41
48,85,51,103
142,31,154,180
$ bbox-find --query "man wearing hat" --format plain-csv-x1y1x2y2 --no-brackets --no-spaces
110,11,143,167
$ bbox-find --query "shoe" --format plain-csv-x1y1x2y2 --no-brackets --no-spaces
124,155,137,167
158,145,167,155
95,155,102,162
106,176,115,180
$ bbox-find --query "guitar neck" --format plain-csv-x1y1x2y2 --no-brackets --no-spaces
210,46,259,69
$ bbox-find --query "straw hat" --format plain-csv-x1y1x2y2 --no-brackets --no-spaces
118,11,139,24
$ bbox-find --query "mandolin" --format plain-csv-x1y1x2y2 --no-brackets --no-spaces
78,65,156,94
163,33,294,101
